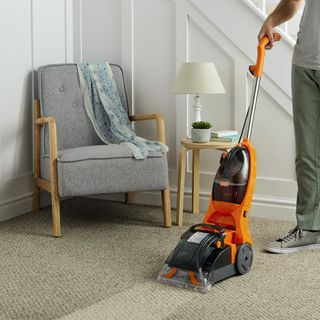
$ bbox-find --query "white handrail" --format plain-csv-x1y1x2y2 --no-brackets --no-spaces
243,0,303,46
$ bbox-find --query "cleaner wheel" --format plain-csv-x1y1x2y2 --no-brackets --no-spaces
236,243,253,275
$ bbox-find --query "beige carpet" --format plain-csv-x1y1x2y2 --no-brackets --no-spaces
0,198,319,320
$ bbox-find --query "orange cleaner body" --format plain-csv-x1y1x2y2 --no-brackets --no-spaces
157,34,281,293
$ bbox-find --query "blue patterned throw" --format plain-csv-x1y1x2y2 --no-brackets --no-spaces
77,62,168,159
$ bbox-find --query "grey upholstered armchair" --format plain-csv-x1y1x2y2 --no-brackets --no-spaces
33,63,172,237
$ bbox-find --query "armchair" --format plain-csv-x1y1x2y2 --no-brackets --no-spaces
33,63,172,237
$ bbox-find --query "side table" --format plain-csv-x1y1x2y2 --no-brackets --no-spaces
176,138,237,226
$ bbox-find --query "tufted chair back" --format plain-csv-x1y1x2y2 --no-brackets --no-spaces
38,64,129,155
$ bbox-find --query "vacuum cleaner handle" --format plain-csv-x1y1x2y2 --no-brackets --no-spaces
249,32,281,78
237,32,282,141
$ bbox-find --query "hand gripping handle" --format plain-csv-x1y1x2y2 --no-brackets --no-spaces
249,32,281,77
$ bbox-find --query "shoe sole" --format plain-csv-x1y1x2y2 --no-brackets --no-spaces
265,243,320,254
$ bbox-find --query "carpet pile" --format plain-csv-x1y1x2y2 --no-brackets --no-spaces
0,198,319,320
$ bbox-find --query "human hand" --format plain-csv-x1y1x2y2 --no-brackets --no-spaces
258,20,275,50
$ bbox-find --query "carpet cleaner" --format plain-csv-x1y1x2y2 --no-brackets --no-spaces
158,33,281,293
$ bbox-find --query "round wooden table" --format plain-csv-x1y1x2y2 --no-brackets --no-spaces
176,138,237,226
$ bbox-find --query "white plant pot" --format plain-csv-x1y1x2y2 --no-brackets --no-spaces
191,128,211,143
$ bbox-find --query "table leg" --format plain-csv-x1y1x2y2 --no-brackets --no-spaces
176,147,187,226
192,149,200,214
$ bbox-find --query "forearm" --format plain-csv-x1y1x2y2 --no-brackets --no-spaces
266,0,303,28
258,0,303,46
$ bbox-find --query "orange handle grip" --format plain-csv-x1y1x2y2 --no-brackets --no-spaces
249,32,281,77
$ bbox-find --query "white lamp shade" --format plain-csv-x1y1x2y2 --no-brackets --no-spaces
172,62,225,94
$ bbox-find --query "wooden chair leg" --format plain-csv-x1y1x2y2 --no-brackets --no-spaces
161,188,172,228
51,190,61,237
176,147,187,226
33,184,40,212
50,157,61,237
192,149,200,214
125,192,134,204
33,100,41,213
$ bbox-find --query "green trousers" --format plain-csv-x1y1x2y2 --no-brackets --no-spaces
292,65,320,230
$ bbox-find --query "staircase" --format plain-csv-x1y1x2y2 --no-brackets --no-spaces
173,0,299,220
246,0,303,43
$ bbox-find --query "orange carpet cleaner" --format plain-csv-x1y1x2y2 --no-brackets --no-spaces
158,34,281,293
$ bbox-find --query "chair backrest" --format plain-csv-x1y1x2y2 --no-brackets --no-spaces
38,63,129,155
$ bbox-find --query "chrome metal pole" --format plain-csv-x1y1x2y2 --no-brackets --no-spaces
245,77,261,140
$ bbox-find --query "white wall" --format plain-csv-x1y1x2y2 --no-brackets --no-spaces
73,0,121,64
0,0,298,222
0,0,73,221
0,0,33,221
187,0,296,220
74,0,297,221
132,0,177,169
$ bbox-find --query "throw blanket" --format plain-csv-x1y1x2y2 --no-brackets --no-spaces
77,62,168,159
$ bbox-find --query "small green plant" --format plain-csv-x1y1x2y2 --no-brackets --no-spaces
191,121,212,129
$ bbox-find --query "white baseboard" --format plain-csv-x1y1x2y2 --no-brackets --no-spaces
0,193,33,222
0,192,51,222
132,187,297,222
0,187,296,224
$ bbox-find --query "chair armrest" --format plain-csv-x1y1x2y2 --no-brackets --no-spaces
33,99,59,201
35,117,56,126
129,113,166,144
35,116,58,160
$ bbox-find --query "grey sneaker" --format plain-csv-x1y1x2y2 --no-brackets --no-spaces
265,226,320,254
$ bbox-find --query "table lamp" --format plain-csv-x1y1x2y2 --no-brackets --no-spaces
172,62,225,122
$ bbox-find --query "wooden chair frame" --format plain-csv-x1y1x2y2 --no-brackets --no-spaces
33,99,172,237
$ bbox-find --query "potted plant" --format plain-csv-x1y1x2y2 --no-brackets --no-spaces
191,121,212,143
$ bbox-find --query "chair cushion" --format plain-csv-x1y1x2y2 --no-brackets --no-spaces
38,63,129,155
57,145,165,162
41,145,168,197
